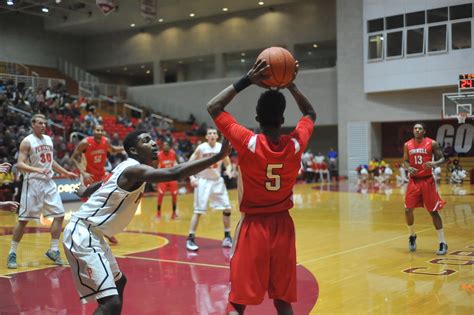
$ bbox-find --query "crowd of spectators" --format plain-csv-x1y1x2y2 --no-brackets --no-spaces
0,79,207,200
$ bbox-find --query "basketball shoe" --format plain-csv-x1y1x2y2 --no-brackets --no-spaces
408,235,417,251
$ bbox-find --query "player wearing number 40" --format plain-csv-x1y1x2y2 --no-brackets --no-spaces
6,114,78,270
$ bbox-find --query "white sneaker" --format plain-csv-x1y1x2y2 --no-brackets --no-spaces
222,237,232,248
186,239,199,251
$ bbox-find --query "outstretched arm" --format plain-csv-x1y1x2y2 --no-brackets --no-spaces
120,140,232,191
106,138,124,154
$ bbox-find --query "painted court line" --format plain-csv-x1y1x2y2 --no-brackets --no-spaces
121,255,230,269
297,227,434,265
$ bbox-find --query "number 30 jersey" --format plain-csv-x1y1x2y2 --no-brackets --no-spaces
214,111,314,215
405,137,434,178
24,134,54,180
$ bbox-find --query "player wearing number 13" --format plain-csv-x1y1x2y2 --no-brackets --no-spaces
403,122,447,256
208,59,316,314
7,114,78,269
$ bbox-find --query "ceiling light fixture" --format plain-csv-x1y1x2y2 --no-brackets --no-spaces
189,13,195,17
146,70,151,74
130,23,136,27
313,44,318,48
258,1,264,5
6,0,14,6
42,7,49,13
55,0,62,3
222,8,228,12
158,18,163,22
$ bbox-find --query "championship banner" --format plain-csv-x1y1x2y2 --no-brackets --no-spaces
54,177,81,202
140,0,157,23
382,120,474,157
96,0,118,16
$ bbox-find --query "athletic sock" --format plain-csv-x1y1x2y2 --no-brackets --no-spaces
436,228,446,244
50,239,59,252
407,225,415,236
224,230,231,238
188,233,195,240
9,241,19,254
172,204,177,212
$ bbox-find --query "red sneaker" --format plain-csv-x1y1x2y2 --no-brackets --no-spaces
171,212,178,220
156,212,161,220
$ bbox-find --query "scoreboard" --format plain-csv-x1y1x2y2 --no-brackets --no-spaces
459,73,474,91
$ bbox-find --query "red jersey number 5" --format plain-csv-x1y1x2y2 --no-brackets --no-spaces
266,164,283,191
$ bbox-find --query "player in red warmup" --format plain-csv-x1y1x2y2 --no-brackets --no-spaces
208,59,316,315
71,124,124,244
403,122,447,255
155,141,179,219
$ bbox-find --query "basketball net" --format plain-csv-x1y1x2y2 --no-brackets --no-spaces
456,112,468,124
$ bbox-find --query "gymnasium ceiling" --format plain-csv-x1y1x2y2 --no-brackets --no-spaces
0,0,302,36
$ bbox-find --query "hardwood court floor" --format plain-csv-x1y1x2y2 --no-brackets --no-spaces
0,181,472,314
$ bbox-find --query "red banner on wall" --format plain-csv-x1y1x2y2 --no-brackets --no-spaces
382,120,474,157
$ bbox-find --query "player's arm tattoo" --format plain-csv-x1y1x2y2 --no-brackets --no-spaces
430,141,446,167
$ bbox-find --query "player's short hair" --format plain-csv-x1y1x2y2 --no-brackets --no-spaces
123,130,147,156
414,122,427,131
256,90,286,127
31,114,46,125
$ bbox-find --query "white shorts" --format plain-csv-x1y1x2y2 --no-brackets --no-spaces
194,177,231,214
63,218,121,304
18,178,64,221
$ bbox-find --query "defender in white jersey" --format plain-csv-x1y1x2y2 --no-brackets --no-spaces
187,128,233,251
63,130,230,314
7,114,78,269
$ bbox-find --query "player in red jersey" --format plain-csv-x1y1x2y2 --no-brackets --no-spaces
403,122,447,255
71,124,124,244
208,59,316,315
155,141,179,219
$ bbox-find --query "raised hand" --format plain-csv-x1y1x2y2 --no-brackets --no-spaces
247,59,271,88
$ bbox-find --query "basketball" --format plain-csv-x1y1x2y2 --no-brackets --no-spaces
257,47,296,88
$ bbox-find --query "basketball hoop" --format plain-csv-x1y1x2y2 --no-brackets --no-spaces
456,112,468,124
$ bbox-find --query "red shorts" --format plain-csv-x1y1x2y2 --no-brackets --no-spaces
405,176,445,212
157,181,178,195
229,210,296,305
313,163,327,171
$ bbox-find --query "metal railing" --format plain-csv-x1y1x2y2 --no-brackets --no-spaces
58,58,99,84
0,73,65,90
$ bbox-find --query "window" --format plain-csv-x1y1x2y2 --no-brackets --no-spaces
427,7,448,23
386,15,404,29
386,31,403,57
406,11,425,26
294,41,336,70
450,3,472,20
368,18,384,32
406,28,424,55
428,25,447,52
452,21,472,50
368,34,384,60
